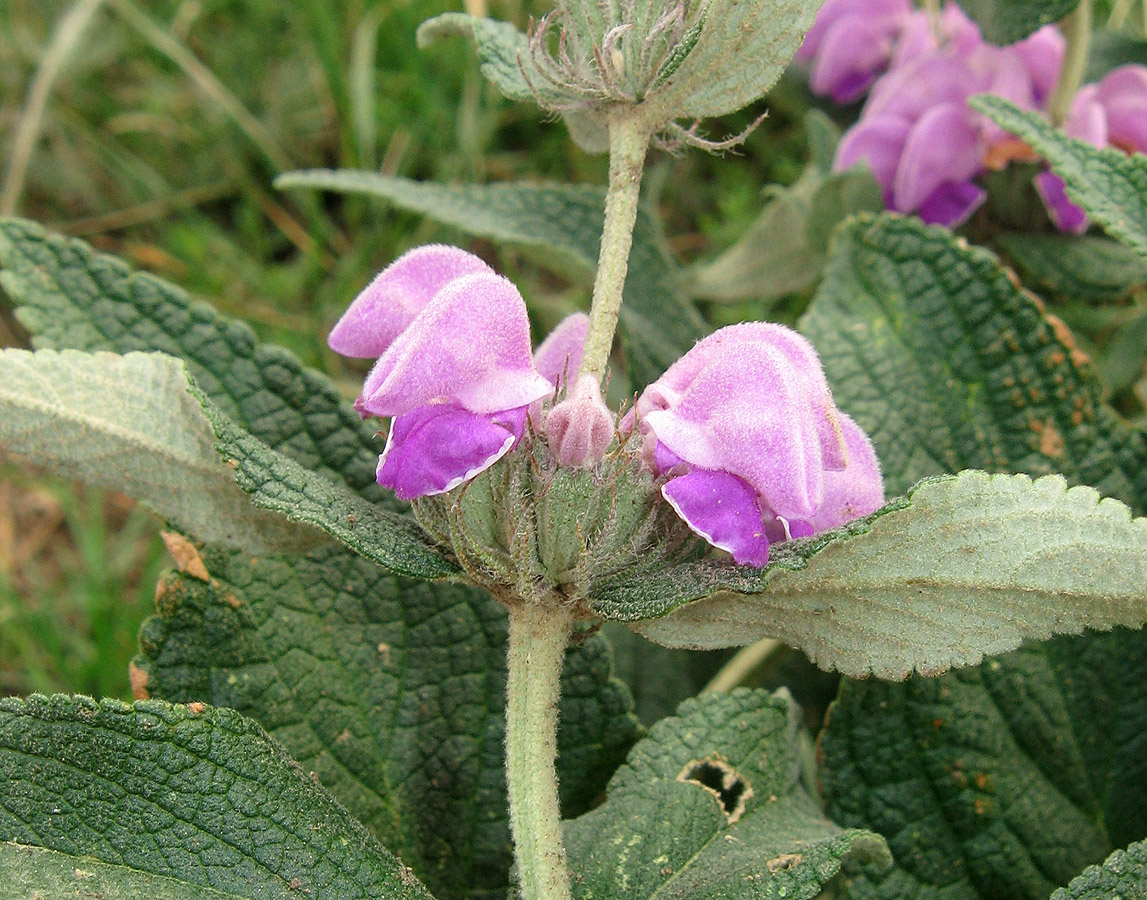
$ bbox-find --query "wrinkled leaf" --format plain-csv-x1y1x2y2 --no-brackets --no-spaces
0,348,318,554
276,171,704,389
565,688,890,899
135,542,639,900
597,471,1147,680
972,97,1147,261
996,232,1147,303
957,0,1077,44
1052,838,1147,900
802,214,1147,501
0,217,387,505
0,695,434,900
821,628,1147,900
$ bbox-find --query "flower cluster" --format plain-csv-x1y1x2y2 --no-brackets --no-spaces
801,0,1147,231
331,247,884,568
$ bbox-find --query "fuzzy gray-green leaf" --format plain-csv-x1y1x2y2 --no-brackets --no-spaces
597,471,1147,680
0,348,319,554
276,172,704,388
1052,839,1147,900
0,695,434,900
565,688,889,900
971,96,1147,260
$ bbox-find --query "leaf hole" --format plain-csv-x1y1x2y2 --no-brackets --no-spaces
677,758,752,824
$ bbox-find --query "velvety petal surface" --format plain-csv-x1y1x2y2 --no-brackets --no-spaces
361,271,553,417
377,403,527,499
1098,65,1147,152
329,245,491,358
533,312,590,387
1035,171,1089,233
662,468,770,566
893,103,984,214
807,413,885,531
916,180,987,226
545,374,614,468
835,115,912,195
812,15,900,103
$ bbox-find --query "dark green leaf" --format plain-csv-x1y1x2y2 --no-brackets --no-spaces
801,214,1147,503
275,171,706,389
995,232,1147,304
0,694,434,900
1052,838,1147,900
1086,30,1147,82
821,628,1147,900
957,0,1077,44
135,542,639,900
0,844,244,900
594,471,1147,679
0,217,386,505
971,97,1147,261
565,689,890,900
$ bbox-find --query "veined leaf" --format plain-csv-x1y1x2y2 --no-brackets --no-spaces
565,688,889,900
957,0,1078,44
275,171,705,390
0,349,318,554
135,542,639,900
1052,839,1147,900
596,471,1147,680
801,214,1147,502
971,96,1147,261
0,217,387,505
0,695,435,900
821,628,1147,900
996,232,1147,303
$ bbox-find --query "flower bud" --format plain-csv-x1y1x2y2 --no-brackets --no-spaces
544,375,614,468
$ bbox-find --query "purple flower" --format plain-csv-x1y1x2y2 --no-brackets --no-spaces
331,246,556,500
796,0,914,104
545,374,615,468
625,324,884,566
1035,65,1147,233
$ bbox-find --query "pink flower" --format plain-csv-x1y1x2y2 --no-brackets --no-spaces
1035,65,1147,233
625,324,884,566
330,245,566,500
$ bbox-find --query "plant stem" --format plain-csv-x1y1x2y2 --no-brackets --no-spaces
1048,0,1093,126
505,603,576,900
577,115,652,384
703,638,783,692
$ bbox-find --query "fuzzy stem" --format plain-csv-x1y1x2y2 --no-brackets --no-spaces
505,603,575,900
578,115,652,383
1048,0,1093,126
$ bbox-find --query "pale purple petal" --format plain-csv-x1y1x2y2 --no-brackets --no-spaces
892,103,984,215
811,15,901,104
1097,65,1147,152
533,312,589,387
798,0,912,61
377,403,527,499
360,271,554,417
1035,171,1089,233
662,469,770,566
866,54,975,120
807,413,885,531
835,115,913,197
1010,26,1065,105
916,180,986,226
329,245,491,358
642,339,826,519
545,374,614,467
1065,86,1109,146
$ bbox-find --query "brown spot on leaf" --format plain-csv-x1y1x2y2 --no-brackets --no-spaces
161,532,210,581
222,592,242,609
1046,314,1091,368
766,853,803,873
187,701,206,715
129,662,150,700
1039,421,1064,457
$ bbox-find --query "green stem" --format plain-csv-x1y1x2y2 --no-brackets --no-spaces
1048,0,1093,126
577,115,652,384
505,603,575,900
703,638,783,693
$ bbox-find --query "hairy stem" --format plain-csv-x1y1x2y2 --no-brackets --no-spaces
505,603,576,900
578,115,652,383
1048,0,1093,126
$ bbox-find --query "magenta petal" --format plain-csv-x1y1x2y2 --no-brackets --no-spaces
915,180,986,226
1010,26,1065,105
662,469,770,566
811,15,899,103
533,312,590,388
834,115,912,196
1035,171,1088,233
361,271,554,417
892,103,984,215
807,414,885,531
377,403,527,500
329,245,491,358
1098,65,1147,152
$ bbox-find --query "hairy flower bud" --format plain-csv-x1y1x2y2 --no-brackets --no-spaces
545,375,614,468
